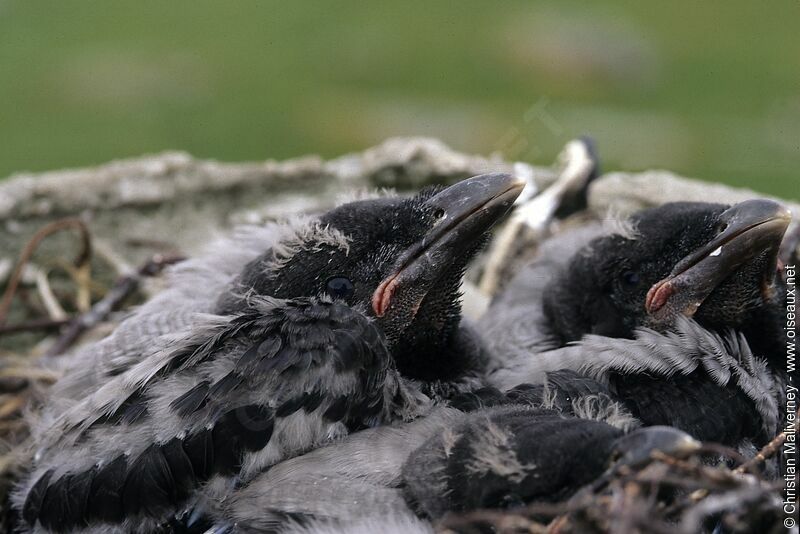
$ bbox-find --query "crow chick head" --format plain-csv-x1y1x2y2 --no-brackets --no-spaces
402,407,700,517
545,200,792,345
219,173,524,380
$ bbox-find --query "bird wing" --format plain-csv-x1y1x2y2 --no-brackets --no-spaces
44,223,299,403
209,407,462,532
45,308,203,404
489,317,779,440
18,297,400,532
611,371,767,445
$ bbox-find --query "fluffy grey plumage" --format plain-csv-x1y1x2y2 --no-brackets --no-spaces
20,296,408,532
43,223,309,406
282,515,434,534
446,369,640,433
488,316,779,437
209,407,463,533
20,221,353,533
15,221,347,533
479,223,607,369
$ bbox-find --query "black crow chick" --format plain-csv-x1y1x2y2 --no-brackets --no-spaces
402,406,700,519
15,173,524,533
480,200,792,445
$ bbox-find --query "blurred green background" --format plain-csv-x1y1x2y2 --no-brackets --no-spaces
1,0,798,197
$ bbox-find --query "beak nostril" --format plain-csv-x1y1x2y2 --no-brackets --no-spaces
432,208,446,220
717,223,728,234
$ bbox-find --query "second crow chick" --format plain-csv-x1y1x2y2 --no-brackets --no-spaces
481,200,792,445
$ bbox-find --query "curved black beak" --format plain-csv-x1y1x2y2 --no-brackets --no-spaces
373,173,525,317
646,199,792,317
611,426,701,468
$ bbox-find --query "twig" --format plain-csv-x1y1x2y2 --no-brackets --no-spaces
0,395,26,419
124,237,181,253
649,451,741,488
0,218,91,326
44,253,184,357
436,498,582,534
54,261,94,313
679,486,777,534
0,318,70,336
34,268,67,321
659,423,794,518
0,367,60,383
437,509,550,534
0,419,26,433
92,238,134,277
735,415,798,474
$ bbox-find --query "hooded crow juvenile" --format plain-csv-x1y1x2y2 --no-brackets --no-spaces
480,200,792,445
14,173,524,533
401,405,700,519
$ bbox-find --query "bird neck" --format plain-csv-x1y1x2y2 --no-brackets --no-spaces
394,321,488,383
739,303,789,374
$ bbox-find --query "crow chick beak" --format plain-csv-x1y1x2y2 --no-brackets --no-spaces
372,173,525,317
646,199,792,318
611,426,702,468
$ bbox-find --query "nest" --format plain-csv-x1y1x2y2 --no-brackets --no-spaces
0,139,796,533
437,447,791,533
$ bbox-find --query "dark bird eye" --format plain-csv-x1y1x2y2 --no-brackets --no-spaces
621,271,640,287
325,277,354,300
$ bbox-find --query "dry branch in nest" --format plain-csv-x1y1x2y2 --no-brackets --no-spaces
0,217,92,327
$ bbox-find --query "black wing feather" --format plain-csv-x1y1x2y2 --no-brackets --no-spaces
182,429,215,480
122,444,176,517
22,469,53,526
87,455,127,523
170,381,211,417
